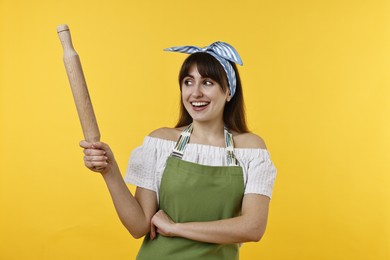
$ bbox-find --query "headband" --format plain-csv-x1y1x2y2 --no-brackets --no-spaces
164,41,243,97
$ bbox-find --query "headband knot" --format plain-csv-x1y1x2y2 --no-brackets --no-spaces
164,41,243,97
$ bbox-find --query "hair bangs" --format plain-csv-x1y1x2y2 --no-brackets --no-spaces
178,52,228,91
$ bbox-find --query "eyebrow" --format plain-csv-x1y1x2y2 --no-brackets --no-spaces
184,74,212,80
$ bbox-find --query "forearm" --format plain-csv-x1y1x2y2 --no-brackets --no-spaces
173,215,266,244
80,141,155,238
152,195,270,244
102,163,150,238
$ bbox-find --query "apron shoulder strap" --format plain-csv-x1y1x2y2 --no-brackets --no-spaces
171,124,240,166
171,124,193,159
224,126,240,166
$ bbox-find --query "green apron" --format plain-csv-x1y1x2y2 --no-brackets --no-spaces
137,124,244,260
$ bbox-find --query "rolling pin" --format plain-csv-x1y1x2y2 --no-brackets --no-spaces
57,24,100,143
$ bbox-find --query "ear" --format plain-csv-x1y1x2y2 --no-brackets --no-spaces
226,91,231,102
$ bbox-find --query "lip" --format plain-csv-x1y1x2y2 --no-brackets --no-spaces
190,100,210,103
190,101,210,112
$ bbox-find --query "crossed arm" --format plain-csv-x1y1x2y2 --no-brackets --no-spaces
150,194,270,244
81,141,270,243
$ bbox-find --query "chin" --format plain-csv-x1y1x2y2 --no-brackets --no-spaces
190,116,217,124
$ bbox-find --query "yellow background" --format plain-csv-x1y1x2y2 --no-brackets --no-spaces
1,0,389,259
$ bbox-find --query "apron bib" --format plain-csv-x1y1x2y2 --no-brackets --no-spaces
137,124,244,260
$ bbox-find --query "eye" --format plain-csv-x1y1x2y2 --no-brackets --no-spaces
183,78,193,86
203,79,214,86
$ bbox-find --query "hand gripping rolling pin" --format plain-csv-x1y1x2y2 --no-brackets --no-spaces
57,24,100,143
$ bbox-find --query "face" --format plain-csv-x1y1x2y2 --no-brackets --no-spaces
181,64,230,124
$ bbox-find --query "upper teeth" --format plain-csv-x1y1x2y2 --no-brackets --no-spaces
192,102,209,107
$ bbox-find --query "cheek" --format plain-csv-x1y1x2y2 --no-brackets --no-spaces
181,91,190,108
212,89,229,103
181,90,187,102
181,87,191,100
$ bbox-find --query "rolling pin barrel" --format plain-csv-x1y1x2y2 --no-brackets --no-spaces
57,24,100,143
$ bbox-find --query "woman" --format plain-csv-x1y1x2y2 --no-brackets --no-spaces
80,42,276,259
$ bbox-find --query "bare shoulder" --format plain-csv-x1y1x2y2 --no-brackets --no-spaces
232,132,267,149
148,127,184,142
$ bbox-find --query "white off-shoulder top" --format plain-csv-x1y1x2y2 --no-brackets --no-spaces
125,136,277,201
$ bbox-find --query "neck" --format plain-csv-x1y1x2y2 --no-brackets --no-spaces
190,120,226,146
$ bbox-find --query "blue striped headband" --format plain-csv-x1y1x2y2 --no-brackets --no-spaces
164,41,243,97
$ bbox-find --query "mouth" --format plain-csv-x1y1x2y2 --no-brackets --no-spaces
190,101,210,111
191,101,210,107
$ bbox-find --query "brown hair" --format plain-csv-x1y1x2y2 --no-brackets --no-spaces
175,52,249,133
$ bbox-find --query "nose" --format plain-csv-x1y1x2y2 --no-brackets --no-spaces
191,84,203,98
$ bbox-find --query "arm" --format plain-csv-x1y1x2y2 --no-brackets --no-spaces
151,194,270,244
80,141,158,239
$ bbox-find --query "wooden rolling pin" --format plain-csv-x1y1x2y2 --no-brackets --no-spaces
57,24,100,143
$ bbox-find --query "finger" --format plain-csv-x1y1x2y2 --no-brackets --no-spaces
79,140,93,149
155,209,163,216
83,148,106,156
90,141,110,151
150,223,156,240
84,161,108,168
84,155,108,162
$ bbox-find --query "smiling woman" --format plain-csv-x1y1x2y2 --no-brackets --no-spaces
181,64,230,125
176,50,248,133
79,41,277,260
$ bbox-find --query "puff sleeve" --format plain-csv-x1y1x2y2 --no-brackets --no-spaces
124,138,158,192
243,150,277,198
